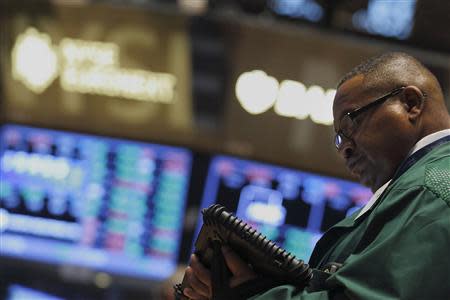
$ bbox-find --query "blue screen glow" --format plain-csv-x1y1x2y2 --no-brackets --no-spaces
352,0,417,40
269,0,324,22
6,285,64,300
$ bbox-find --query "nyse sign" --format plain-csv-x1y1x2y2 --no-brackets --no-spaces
12,27,177,104
235,70,336,126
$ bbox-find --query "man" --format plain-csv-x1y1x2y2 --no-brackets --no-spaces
181,52,450,299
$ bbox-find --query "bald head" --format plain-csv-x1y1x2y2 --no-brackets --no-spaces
338,52,450,137
339,52,434,88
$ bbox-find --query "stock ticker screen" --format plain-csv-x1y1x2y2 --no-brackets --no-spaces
198,155,373,262
0,124,192,280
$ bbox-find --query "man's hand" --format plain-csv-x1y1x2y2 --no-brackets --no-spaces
183,246,258,300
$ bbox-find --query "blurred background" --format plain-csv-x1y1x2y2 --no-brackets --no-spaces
0,0,449,299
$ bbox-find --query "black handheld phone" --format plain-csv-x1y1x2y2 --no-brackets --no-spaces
175,204,312,299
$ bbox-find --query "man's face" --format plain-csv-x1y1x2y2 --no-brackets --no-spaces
333,75,413,191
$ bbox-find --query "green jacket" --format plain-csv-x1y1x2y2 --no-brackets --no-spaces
251,140,450,300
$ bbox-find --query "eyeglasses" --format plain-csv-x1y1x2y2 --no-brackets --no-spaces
334,87,405,149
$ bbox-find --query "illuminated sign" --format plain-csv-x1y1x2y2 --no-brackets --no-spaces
12,27,177,103
235,70,335,125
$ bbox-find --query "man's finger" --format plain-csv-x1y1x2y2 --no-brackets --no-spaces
183,287,209,300
221,246,254,277
185,267,210,298
190,254,212,287
221,246,258,288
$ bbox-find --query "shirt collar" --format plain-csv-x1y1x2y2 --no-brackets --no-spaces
355,179,391,219
408,129,450,156
355,129,450,220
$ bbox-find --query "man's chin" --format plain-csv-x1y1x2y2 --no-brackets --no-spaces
349,169,377,191
357,173,376,191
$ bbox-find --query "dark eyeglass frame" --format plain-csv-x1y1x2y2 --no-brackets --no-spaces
334,86,406,149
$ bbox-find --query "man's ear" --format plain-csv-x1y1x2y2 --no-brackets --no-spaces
402,86,425,122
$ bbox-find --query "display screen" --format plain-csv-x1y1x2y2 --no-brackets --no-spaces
0,124,192,280
198,155,372,261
